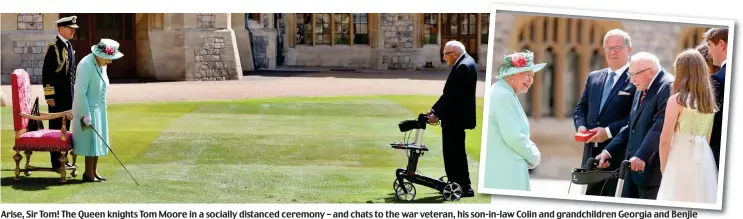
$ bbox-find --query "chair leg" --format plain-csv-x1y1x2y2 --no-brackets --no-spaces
23,151,32,176
13,151,22,180
59,151,68,184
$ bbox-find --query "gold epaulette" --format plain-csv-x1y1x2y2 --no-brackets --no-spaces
44,84,55,96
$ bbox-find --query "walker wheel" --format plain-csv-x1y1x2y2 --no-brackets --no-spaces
393,180,416,201
442,182,462,201
70,170,77,177
23,171,31,177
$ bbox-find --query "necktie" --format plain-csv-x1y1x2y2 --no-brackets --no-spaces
639,91,646,105
600,72,616,111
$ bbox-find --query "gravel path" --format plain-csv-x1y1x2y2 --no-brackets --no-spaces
1,71,487,105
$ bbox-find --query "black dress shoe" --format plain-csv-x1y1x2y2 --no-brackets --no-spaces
95,175,107,181
82,175,100,183
461,186,475,197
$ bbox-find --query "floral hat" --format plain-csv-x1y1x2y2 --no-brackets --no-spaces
496,50,546,79
91,39,124,60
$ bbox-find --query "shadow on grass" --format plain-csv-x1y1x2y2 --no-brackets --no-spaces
0,175,86,191
378,192,446,203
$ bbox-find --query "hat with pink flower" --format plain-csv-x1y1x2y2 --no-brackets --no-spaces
496,50,545,79
91,39,124,60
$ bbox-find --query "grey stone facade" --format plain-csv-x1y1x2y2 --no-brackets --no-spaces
17,14,44,30
280,13,489,71
380,13,417,70
251,35,269,69
185,31,241,81
15,41,47,83
1,31,57,84
382,14,414,49
190,37,233,81
197,14,216,29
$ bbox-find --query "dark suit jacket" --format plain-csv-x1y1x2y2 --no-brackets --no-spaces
710,63,726,169
432,53,478,130
573,67,636,168
42,36,76,111
605,70,674,187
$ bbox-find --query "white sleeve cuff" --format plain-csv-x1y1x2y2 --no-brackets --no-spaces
602,149,612,159
605,127,613,139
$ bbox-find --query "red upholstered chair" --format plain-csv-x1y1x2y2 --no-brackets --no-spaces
10,69,78,183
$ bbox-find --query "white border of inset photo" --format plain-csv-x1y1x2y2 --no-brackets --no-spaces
478,3,735,210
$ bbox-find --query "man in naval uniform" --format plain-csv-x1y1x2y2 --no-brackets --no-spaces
42,15,78,171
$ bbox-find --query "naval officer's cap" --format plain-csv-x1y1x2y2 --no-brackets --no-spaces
55,16,79,28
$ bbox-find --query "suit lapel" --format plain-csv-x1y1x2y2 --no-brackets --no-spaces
598,68,629,116
631,71,665,127
630,91,641,127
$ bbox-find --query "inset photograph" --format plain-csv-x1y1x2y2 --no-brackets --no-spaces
478,5,734,210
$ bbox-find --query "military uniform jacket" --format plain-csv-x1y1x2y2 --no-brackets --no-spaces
42,36,76,112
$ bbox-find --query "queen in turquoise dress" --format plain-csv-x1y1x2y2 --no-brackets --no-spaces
71,39,123,183
482,51,545,191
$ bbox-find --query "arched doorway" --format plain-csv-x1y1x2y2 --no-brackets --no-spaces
508,16,623,120
60,13,137,80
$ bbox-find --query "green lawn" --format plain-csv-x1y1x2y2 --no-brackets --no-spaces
1,95,488,203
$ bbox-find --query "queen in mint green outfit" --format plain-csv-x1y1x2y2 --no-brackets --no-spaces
482,51,544,191
71,39,123,182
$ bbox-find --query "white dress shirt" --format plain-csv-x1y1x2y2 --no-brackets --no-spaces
603,63,629,139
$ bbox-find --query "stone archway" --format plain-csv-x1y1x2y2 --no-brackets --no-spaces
506,16,623,119
677,27,710,54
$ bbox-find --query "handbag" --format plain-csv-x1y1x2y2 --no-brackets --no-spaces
27,97,44,131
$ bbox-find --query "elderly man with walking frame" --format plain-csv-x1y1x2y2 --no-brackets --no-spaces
427,40,478,198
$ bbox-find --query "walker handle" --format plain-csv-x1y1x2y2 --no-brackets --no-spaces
618,160,631,180
586,157,599,171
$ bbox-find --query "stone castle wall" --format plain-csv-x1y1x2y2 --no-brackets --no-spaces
282,13,487,71
1,13,59,84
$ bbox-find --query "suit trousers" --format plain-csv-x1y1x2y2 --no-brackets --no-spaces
621,174,659,199
48,105,71,169
441,126,471,188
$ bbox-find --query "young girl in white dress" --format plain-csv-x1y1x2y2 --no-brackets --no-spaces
657,49,719,204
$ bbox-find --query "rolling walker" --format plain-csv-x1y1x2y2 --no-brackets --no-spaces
390,113,463,201
569,157,631,197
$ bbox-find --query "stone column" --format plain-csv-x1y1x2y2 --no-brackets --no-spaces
246,13,278,70
232,13,255,71
148,13,187,81
183,13,243,81
531,17,545,120
554,18,568,120
379,13,417,70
